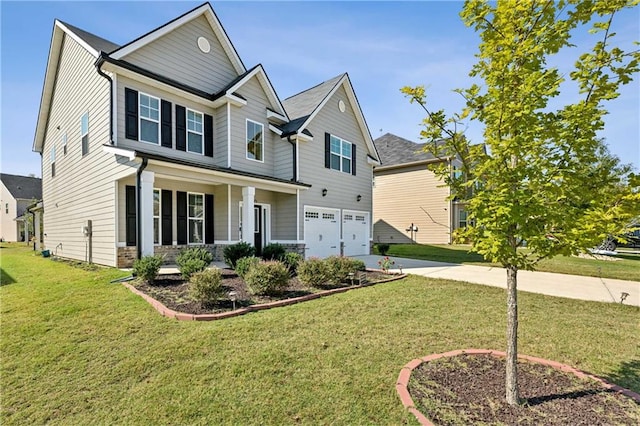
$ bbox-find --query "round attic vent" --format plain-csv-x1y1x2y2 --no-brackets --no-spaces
197,36,211,53
338,100,346,112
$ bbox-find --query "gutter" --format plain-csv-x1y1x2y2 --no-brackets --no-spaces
136,157,148,260
94,54,114,144
286,135,297,181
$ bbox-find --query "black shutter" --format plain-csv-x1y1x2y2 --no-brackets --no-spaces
125,185,137,246
204,114,213,157
161,189,172,245
351,144,356,176
175,105,186,151
161,100,172,148
205,194,214,244
324,133,331,169
176,191,187,244
125,88,138,140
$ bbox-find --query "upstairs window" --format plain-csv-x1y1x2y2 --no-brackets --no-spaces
246,119,264,162
187,109,203,154
5,203,8,214
139,93,160,144
81,112,89,156
50,146,56,177
330,135,351,174
62,132,67,155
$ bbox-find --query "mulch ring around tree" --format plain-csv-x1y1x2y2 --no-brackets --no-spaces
404,352,640,425
133,269,397,316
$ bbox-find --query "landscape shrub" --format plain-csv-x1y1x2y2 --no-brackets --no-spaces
282,251,303,275
375,243,390,256
261,243,286,261
189,268,224,305
325,256,365,284
235,256,260,279
132,255,163,284
297,257,330,287
223,242,255,269
176,247,213,279
244,261,290,295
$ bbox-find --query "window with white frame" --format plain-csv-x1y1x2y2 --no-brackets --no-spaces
246,119,264,161
187,109,203,154
330,135,351,174
139,93,160,144
81,112,89,156
62,132,67,155
459,210,468,229
50,146,56,177
153,189,161,245
188,193,204,244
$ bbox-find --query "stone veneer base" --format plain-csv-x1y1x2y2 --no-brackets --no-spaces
396,349,640,426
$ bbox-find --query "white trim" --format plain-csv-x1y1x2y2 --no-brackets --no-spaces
55,20,99,57
328,134,353,174
225,93,247,106
102,145,136,160
138,92,161,145
268,124,283,136
292,132,313,143
112,74,118,145
187,192,205,245
296,189,300,241
227,103,231,167
214,240,241,245
227,184,231,241
186,108,204,155
267,109,287,123
245,119,264,163
225,65,288,118
367,156,381,166
270,240,304,245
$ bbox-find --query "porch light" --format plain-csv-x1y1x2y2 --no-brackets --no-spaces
229,291,237,310
322,188,328,197
356,194,362,202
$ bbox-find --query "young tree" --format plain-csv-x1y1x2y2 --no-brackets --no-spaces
403,0,640,405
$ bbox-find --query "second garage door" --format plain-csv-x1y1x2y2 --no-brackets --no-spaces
304,206,340,258
343,210,370,256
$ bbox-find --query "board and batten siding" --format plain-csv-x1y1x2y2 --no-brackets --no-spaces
373,165,451,245
122,15,237,94
41,34,133,266
296,85,374,239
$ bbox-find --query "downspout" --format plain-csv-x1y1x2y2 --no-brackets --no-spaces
94,54,114,144
136,157,148,260
287,135,297,181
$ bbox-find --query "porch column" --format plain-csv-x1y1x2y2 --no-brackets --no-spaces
34,210,42,250
241,186,255,245
140,170,155,257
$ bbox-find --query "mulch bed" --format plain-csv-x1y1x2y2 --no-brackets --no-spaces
134,269,392,315
409,354,640,425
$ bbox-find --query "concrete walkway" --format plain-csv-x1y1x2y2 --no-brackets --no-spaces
354,255,640,307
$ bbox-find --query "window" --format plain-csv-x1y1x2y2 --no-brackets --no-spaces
81,112,89,156
6,203,9,214
187,109,203,154
246,119,263,161
139,93,160,144
330,135,351,174
459,210,468,229
153,189,161,245
62,132,67,155
188,193,204,244
50,146,56,177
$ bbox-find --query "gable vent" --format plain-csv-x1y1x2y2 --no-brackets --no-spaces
197,36,210,53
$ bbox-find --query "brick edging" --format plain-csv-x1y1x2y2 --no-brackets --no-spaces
396,349,640,426
123,271,406,321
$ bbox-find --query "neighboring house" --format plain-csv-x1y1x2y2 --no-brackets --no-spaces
0,174,42,242
372,133,466,245
33,2,380,267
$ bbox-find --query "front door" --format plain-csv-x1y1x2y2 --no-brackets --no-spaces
254,205,263,256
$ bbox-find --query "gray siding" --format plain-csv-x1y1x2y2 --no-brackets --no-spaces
297,85,374,239
122,15,238,94
214,105,228,167
273,193,297,240
41,35,132,266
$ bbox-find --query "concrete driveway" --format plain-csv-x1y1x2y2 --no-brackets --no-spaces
355,255,640,307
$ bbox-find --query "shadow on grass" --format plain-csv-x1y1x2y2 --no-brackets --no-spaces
606,359,640,394
0,268,16,286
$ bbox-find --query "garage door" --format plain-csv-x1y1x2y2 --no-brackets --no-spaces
343,210,370,256
304,206,340,258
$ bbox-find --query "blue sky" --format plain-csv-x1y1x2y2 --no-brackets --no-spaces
1,1,639,177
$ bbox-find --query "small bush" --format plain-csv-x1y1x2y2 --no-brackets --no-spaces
244,261,290,295
297,257,330,287
189,268,224,305
235,256,260,279
375,243,390,256
325,256,365,284
132,255,163,284
282,251,303,275
261,243,286,261
176,247,213,279
223,242,255,269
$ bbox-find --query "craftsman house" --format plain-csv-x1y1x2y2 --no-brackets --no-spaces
33,2,379,267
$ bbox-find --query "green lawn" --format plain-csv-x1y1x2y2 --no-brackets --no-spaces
1,243,639,424
377,244,640,281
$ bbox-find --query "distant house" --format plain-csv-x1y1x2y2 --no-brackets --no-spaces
32,2,380,267
372,133,466,245
0,174,42,242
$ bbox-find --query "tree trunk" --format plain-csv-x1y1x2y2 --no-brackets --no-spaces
506,264,519,405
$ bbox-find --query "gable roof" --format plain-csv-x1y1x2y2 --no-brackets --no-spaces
373,133,437,167
58,20,119,54
1,174,42,200
283,74,344,123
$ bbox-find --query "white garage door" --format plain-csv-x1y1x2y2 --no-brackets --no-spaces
343,210,370,256
304,206,340,258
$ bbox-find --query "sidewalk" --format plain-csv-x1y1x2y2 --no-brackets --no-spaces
355,255,640,307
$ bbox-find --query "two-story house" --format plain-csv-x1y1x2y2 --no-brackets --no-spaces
33,2,379,267
0,173,42,242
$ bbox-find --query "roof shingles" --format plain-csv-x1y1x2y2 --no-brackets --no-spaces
1,174,42,200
